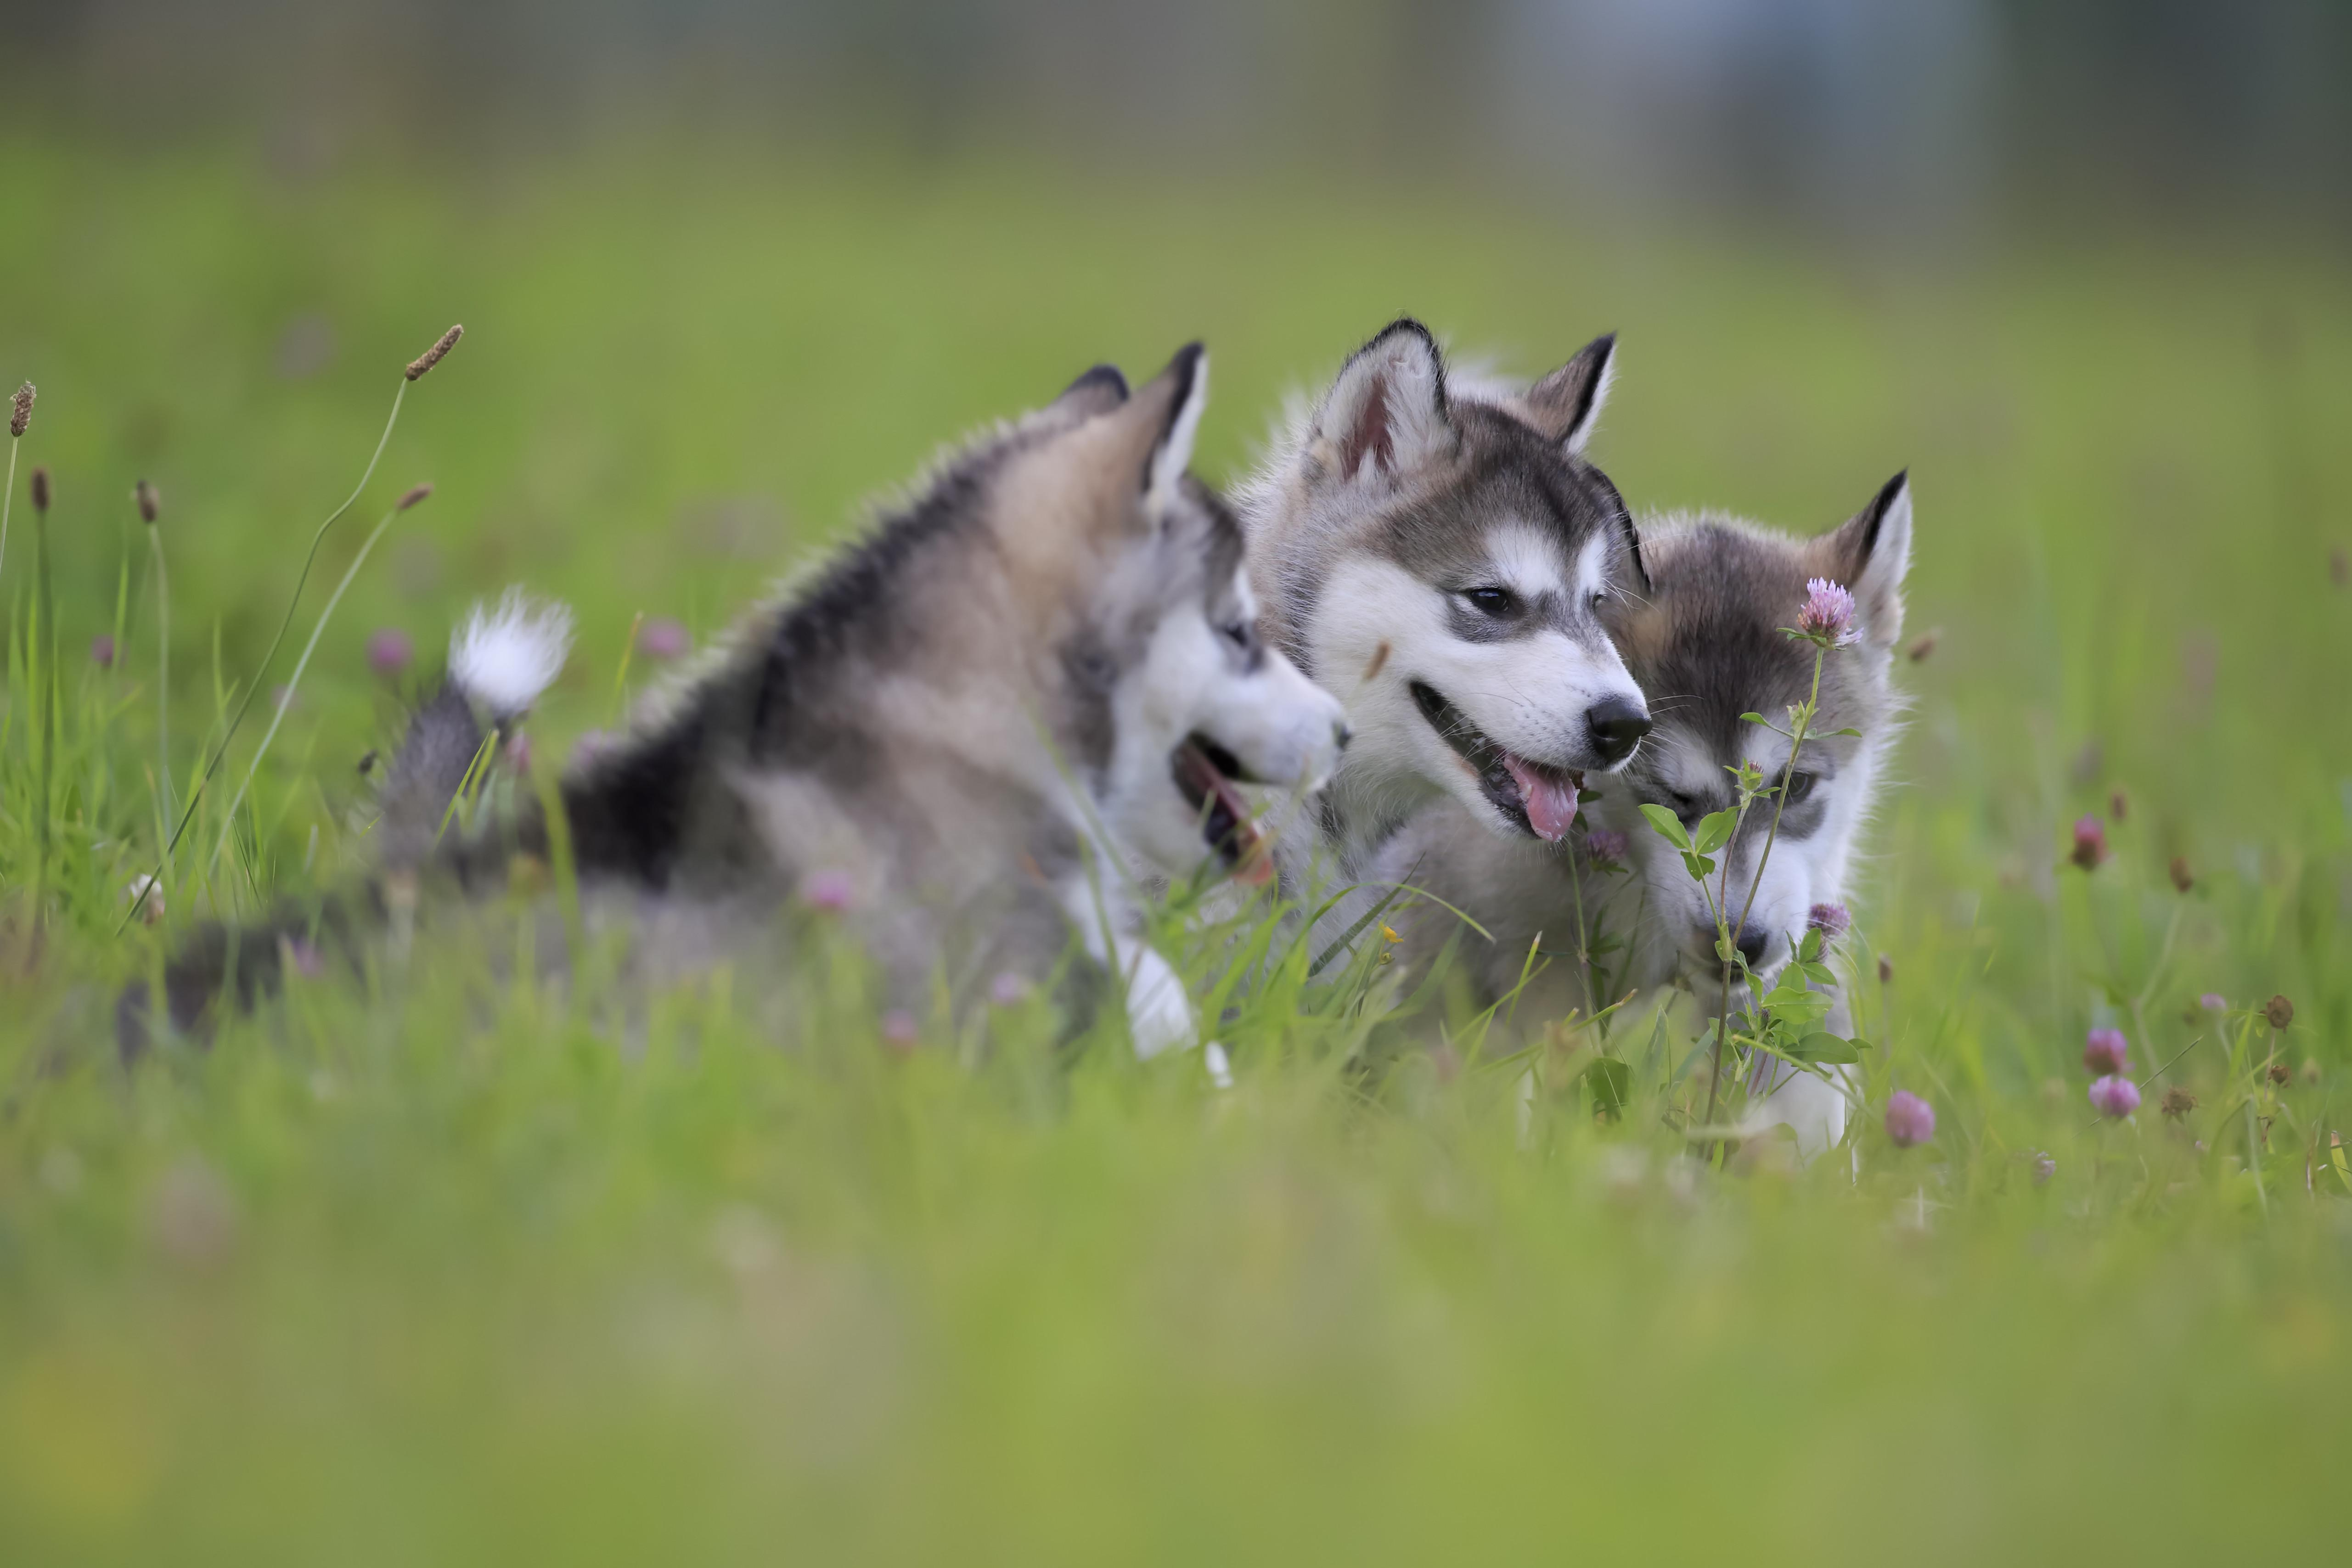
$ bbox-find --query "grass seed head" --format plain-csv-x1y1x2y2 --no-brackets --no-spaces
2160,1086,2197,1118
29,466,50,513
2169,856,2194,894
9,382,32,438
1878,953,1895,983
405,324,463,381
2108,787,2129,822
135,478,161,524
395,483,433,511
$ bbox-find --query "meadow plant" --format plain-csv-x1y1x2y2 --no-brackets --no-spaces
637,616,691,659
2083,1027,2130,1076
366,627,415,678
120,327,465,929
2089,1075,2141,1118
1884,1090,1936,1147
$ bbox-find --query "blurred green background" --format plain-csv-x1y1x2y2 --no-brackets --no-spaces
1,4,2348,1563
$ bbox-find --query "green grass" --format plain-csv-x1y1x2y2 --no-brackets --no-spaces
1,141,2348,1564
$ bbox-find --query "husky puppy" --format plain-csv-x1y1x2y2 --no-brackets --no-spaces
127,348,1348,1058
1234,319,1653,886
1377,474,1914,1153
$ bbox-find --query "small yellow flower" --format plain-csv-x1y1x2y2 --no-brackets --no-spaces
1380,923,1402,944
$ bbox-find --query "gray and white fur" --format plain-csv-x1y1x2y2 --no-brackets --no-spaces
1232,318,1653,890
1377,473,1915,1154
125,348,1346,1059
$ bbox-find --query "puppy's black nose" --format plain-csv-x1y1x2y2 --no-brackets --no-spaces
1735,924,1770,969
1585,696,1651,766
1334,721,1354,752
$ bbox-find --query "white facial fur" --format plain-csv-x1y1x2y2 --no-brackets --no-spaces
1308,531,1644,845
1587,720,1881,990
1103,567,1347,880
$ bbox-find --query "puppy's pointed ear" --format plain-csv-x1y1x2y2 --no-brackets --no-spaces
1310,319,1453,487
1050,363,1129,422
1822,471,1913,650
1139,344,1207,512
1521,332,1616,454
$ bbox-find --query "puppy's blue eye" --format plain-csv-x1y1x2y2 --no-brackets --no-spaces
1783,771,1817,805
1221,621,1251,650
1464,586,1517,616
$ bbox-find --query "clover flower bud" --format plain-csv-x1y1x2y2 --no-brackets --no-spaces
2082,1027,2130,1076
2088,1075,2140,1118
1795,577,1857,645
637,617,691,660
1584,828,1627,866
800,869,855,913
1807,902,1851,939
2264,994,2294,1029
2069,815,2108,871
366,628,414,678
1884,1090,1936,1147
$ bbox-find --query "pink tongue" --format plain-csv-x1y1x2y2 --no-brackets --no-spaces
1502,755,1580,842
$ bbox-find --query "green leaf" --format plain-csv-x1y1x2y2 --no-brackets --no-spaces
1796,927,1823,964
1739,711,1767,725
1679,853,1716,880
1638,803,1689,849
1823,727,1862,737
1584,1057,1632,1117
1693,809,1739,854
1789,1033,1862,1064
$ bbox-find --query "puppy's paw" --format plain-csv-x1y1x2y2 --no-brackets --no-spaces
1122,944,1194,1060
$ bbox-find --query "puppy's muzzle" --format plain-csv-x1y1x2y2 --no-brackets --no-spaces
1584,696,1651,768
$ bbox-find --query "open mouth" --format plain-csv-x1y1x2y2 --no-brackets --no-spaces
1409,680,1584,842
1171,734,1272,885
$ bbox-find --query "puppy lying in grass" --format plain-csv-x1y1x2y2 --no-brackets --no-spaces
124,347,1347,1060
